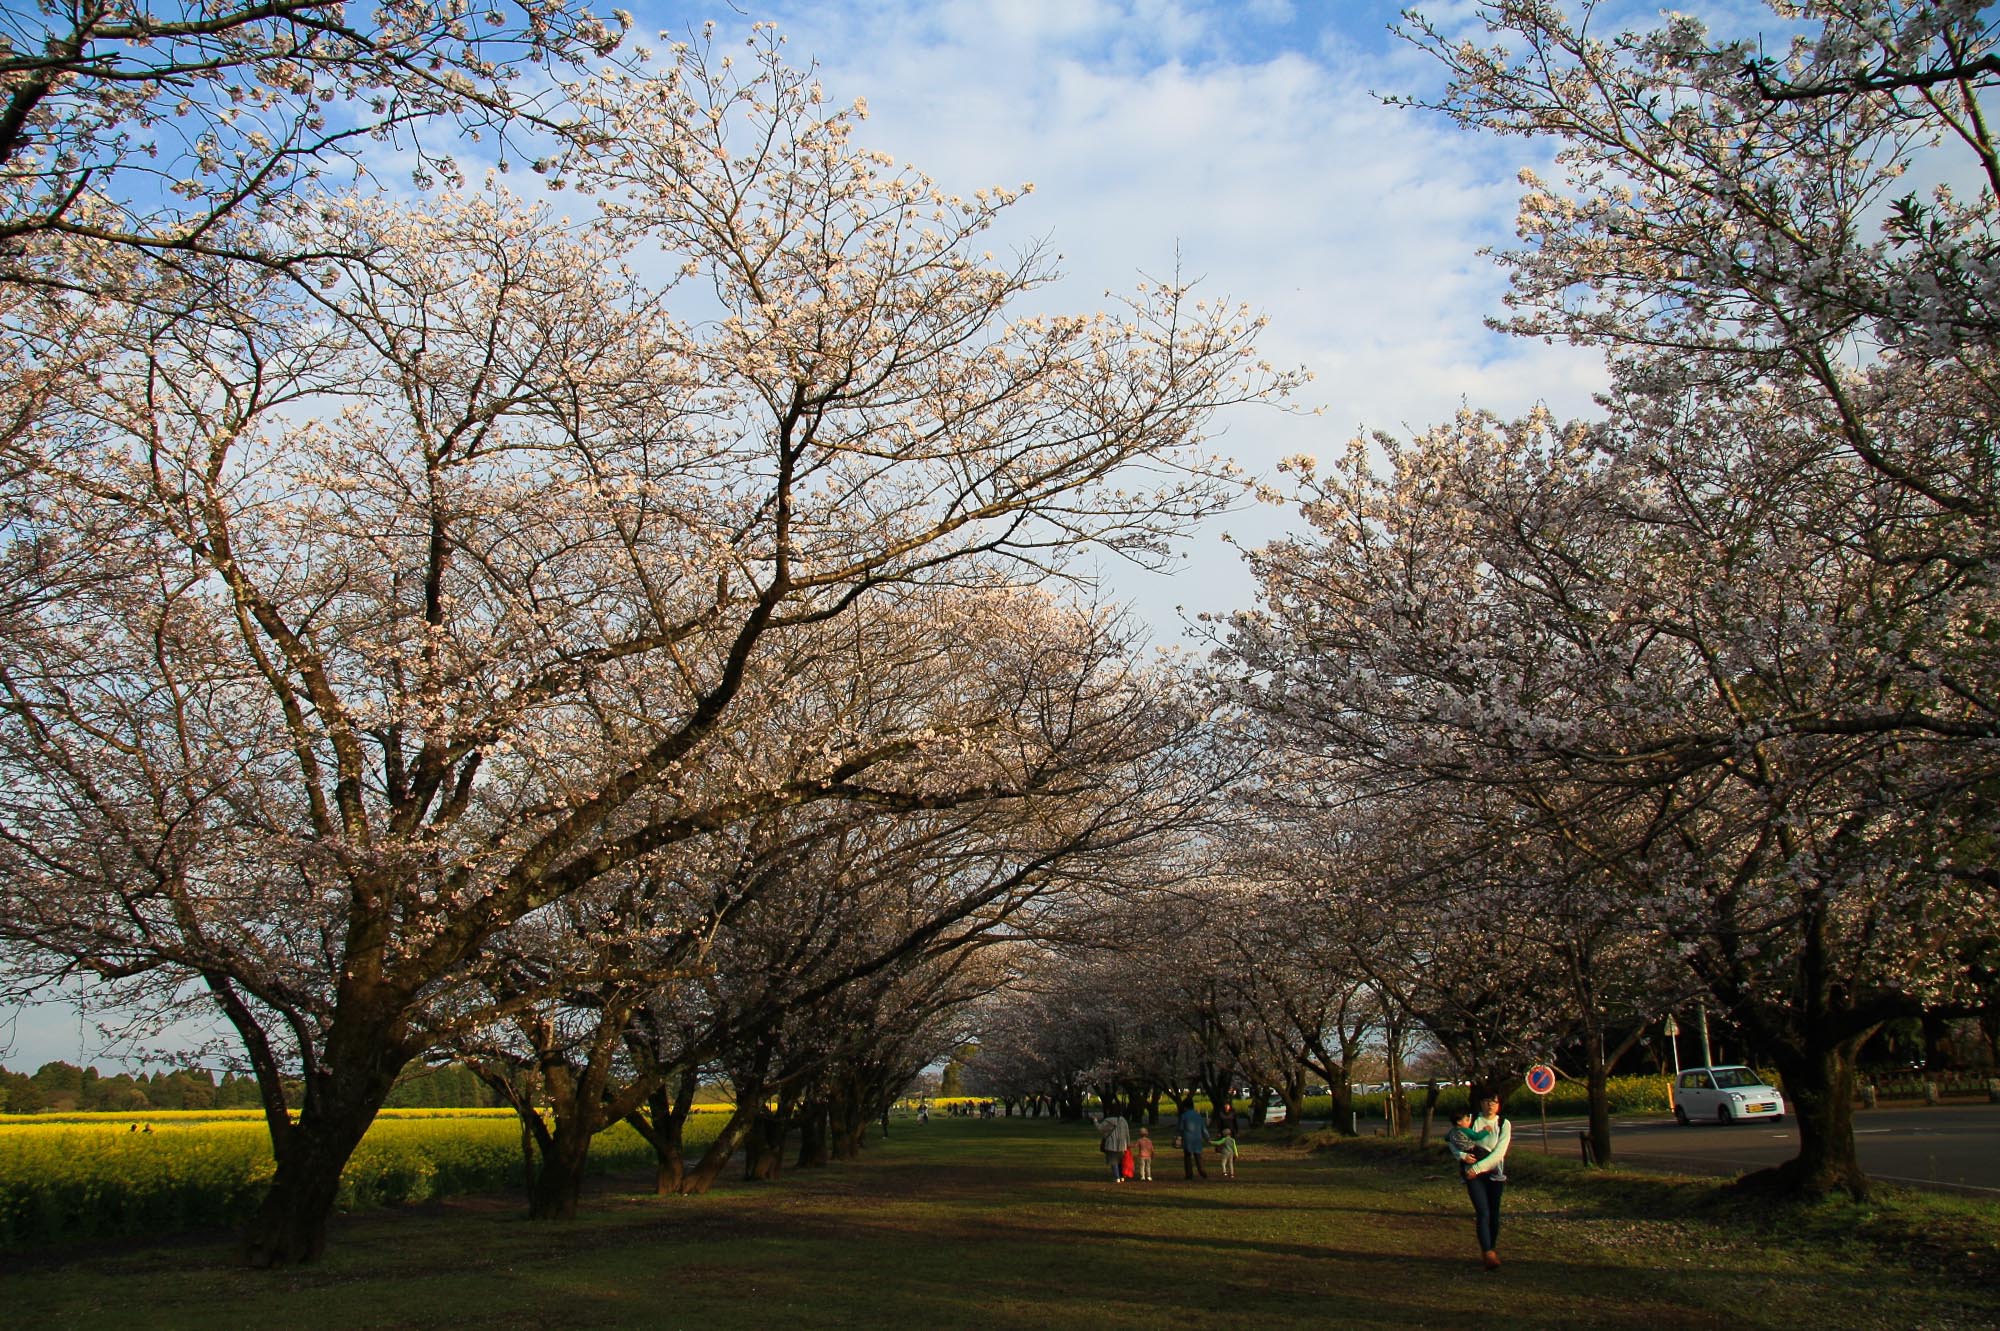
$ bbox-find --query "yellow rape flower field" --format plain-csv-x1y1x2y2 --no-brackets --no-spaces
0,1108,731,1247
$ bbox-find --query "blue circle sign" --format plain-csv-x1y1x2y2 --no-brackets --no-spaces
1526,1064,1557,1095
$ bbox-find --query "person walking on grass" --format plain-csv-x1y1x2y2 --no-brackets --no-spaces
1459,1092,1511,1269
1216,1126,1239,1178
1176,1097,1209,1179
1136,1127,1155,1181
1097,1110,1132,1184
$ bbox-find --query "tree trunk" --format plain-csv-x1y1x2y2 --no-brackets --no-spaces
1417,1080,1440,1146
527,1113,595,1220
1713,885,1885,1200
678,1102,755,1196
1577,1012,1612,1166
1385,1037,1409,1137
1329,1078,1355,1136
647,1124,686,1194
796,1099,831,1169
744,1109,787,1181
626,1068,698,1195
836,1112,869,1158
241,1032,408,1267
1280,1068,1306,1132
830,1077,868,1160
1762,1035,1870,1198
1585,1061,1612,1167
244,1117,366,1267
1202,1072,1233,1120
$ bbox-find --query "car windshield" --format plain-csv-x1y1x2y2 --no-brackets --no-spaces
1711,1068,1764,1089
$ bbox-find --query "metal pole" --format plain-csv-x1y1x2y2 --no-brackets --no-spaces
1696,1002,1713,1068
1663,1015,1681,1109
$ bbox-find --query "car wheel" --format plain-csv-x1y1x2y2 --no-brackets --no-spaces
1717,1105,1732,1124
1674,1105,1689,1126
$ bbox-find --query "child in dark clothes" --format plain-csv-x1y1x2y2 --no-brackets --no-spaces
1444,1108,1485,1177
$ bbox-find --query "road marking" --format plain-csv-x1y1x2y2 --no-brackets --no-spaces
1614,1151,1784,1173
1866,1173,2000,1197
1611,1153,2000,1197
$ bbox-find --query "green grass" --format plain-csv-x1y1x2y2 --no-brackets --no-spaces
3,1116,1994,1330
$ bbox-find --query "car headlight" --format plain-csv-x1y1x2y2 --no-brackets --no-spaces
1729,1092,1745,1101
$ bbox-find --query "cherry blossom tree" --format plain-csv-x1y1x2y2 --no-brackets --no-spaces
1399,1,2000,474
1216,817,1451,1138
1223,396,1997,1192
458,593,1236,1217
0,0,627,284
0,29,1295,1263
1279,0,2000,1194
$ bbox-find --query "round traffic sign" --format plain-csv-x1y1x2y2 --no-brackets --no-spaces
1525,1064,1557,1095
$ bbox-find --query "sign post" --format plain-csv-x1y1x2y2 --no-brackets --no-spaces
1662,1015,1681,1110
1525,1063,1557,1153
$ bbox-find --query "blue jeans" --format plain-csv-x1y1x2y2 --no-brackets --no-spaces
1466,1174,1504,1251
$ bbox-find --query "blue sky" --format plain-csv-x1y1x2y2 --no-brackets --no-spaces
7,0,1761,1071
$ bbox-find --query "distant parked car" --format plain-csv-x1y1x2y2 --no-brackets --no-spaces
1673,1066,1785,1125
1262,1097,1287,1124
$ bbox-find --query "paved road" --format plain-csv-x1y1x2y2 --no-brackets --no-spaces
1516,1103,2000,1197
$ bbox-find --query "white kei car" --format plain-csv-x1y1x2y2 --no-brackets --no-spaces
1672,1065,1785,1125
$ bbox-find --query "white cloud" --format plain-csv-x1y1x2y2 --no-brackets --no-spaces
706,1,1606,636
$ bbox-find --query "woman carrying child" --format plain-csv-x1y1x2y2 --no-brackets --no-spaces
1446,1092,1511,1269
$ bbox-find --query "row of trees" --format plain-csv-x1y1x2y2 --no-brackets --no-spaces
0,7,1295,1265
1218,0,2000,1195
0,1058,522,1112
0,1060,265,1113
965,0,2000,1199
960,889,1362,1131
7,0,1999,1270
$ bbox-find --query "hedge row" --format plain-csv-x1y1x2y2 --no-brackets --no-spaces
1302,1074,1684,1125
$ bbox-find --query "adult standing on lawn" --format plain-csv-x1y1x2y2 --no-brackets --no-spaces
1176,1097,1210,1179
1464,1092,1512,1269
1097,1111,1132,1183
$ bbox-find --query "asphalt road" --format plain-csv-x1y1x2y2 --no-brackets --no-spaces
1518,1103,2000,1197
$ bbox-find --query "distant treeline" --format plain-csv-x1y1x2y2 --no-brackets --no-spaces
1,1061,502,1114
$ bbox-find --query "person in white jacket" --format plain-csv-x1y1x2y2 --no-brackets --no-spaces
1464,1093,1512,1269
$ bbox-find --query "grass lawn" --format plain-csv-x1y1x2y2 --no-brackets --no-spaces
3,1116,1995,1330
